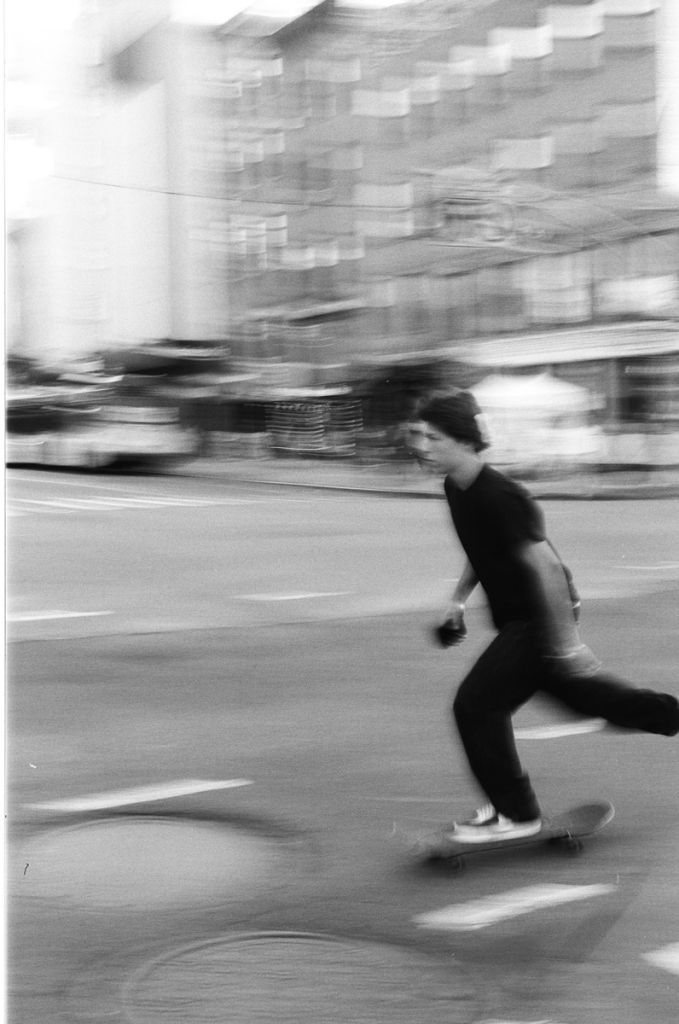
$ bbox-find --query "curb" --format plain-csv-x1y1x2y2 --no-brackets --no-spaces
178,461,679,501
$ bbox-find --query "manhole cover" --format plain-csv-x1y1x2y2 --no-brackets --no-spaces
123,932,473,1023
21,817,282,909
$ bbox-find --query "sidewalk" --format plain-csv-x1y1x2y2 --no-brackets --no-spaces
179,454,679,500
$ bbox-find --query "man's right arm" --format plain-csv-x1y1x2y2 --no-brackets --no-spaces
447,559,478,624
432,559,478,648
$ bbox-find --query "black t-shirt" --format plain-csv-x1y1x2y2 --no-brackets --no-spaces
444,465,552,629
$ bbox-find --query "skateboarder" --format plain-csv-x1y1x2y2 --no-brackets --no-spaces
408,390,679,844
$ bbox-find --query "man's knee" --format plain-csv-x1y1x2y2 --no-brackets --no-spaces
453,682,478,723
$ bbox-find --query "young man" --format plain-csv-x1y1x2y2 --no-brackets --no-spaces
410,390,679,843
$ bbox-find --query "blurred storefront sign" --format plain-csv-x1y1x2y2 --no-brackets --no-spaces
470,372,606,471
596,276,679,317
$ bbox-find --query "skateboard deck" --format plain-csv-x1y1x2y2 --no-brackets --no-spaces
399,801,614,867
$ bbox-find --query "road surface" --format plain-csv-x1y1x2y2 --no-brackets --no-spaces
6,468,679,1023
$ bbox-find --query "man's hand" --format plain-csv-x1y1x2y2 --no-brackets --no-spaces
543,643,602,679
432,602,467,648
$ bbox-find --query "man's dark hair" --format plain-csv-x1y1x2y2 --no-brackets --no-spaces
415,390,489,452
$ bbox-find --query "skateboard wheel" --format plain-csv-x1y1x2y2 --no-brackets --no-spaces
563,837,584,855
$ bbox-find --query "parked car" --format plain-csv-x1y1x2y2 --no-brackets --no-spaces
6,384,199,469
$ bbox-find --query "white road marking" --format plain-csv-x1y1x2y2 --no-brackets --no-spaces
71,495,216,506
643,943,679,976
361,795,453,803
414,883,617,932
515,719,605,739
575,583,674,600
9,494,255,515
31,496,213,507
614,563,679,571
13,499,76,513
8,610,113,622
239,591,351,602
27,778,253,812
10,475,203,494
10,473,307,502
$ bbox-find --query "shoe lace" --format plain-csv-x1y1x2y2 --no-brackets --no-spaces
472,802,496,823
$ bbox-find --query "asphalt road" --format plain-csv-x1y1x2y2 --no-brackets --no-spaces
6,468,679,1024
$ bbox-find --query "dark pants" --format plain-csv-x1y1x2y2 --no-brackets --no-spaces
452,621,679,821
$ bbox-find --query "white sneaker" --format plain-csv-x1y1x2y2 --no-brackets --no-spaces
452,812,542,844
458,802,497,827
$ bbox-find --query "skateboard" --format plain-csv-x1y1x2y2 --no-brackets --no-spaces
398,801,614,870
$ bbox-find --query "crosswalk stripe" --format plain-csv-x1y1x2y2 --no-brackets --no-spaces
9,495,259,515
643,943,679,976
12,496,209,508
515,719,605,739
80,495,211,506
8,610,112,622
18,497,126,510
27,778,253,812
15,499,78,511
239,591,351,602
414,884,617,932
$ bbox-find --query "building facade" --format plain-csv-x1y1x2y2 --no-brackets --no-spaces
7,0,679,370
209,0,679,365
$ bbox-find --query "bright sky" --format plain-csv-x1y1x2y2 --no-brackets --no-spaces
5,0,410,44
169,0,407,22
171,1,314,24
5,0,679,192
658,1,679,192
5,0,79,72
4,0,410,75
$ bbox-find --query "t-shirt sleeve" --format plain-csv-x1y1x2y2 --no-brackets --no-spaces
489,485,545,553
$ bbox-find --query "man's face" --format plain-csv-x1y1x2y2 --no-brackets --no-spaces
408,420,468,474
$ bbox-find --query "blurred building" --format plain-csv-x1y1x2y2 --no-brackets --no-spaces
211,0,679,365
6,0,679,377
